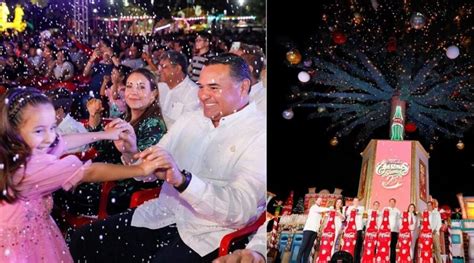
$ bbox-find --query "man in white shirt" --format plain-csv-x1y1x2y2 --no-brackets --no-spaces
428,200,442,263
296,197,331,263
157,50,200,128
345,197,365,263
385,198,401,263
231,43,266,114
70,54,266,262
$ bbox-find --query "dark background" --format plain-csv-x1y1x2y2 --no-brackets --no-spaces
267,0,474,209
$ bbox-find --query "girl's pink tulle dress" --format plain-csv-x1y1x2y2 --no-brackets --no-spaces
0,139,91,262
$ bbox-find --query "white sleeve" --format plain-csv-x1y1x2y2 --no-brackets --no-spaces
179,133,266,228
246,221,268,258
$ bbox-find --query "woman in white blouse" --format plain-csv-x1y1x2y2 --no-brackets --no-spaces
407,203,419,260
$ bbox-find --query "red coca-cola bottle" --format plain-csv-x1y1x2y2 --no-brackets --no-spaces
418,210,433,262
375,209,391,262
361,210,379,263
397,211,413,262
342,208,357,257
317,210,337,263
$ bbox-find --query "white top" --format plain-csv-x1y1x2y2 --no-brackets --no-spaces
131,103,266,256
249,81,266,114
429,209,442,232
384,207,401,232
158,76,200,128
246,221,267,258
53,61,74,80
408,213,419,231
121,58,145,70
303,205,331,232
345,205,365,231
57,114,88,153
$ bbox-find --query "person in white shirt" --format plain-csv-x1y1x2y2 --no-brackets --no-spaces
45,88,88,153
407,203,419,261
70,53,266,262
157,50,200,128
52,49,74,81
366,200,382,230
385,198,401,263
231,43,266,114
428,200,442,263
332,198,346,256
344,197,365,263
296,197,331,263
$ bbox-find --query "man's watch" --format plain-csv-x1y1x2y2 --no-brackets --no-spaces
174,169,192,193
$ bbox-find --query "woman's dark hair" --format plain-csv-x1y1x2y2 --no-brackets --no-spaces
114,65,133,85
124,68,166,130
0,87,52,203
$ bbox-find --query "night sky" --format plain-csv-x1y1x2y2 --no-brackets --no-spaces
267,0,474,209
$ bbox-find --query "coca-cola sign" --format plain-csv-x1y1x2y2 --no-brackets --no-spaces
375,159,409,189
398,232,411,239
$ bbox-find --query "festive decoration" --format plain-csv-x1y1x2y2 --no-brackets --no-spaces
446,45,460,59
410,12,426,29
361,210,379,262
418,211,433,262
286,49,302,65
389,98,406,141
281,191,294,215
330,137,339,146
317,211,337,263
397,211,412,262
0,4,27,32
352,13,363,25
375,209,391,262
282,109,294,120
267,201,283,259
298,71,311,83
341,209,357,257
405,122,417,133
332,31,347,45
456,140,464,150
387,37,397,52
293,197,305,214
286,0,473,147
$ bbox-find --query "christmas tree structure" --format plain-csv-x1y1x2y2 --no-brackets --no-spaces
284,0,473,147
293,197,305,214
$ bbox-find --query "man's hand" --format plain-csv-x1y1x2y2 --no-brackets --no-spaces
136,146,183,187
212,249,265,263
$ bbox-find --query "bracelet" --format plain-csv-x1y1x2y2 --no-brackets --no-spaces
174,169,192,193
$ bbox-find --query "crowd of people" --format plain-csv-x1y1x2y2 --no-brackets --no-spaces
0,26,266,263
297,197,444,263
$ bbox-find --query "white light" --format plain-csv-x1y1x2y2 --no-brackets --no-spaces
92,8,98,13
123,0,129,7
238,0,245,6
109,0,113,4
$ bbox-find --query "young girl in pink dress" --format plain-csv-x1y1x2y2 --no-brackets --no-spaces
0,87,161,263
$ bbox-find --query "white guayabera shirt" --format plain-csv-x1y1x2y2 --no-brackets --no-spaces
158,76,200,129
131,103,266,256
